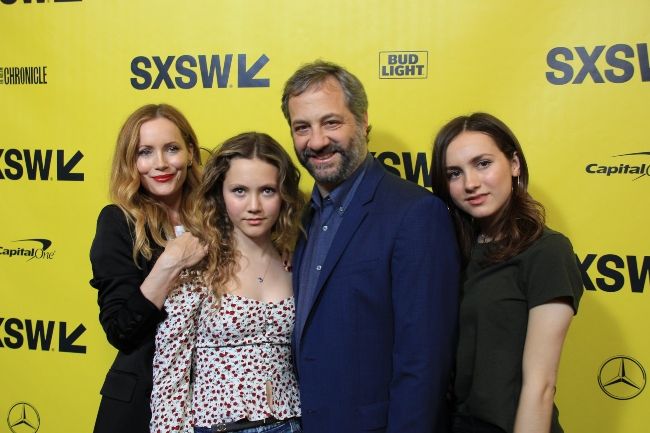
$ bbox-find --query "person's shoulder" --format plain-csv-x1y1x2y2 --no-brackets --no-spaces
96,204,131,231
378,169,434,200
97,203,123,219
526,226,575,256
90,204,135,262
381,172,448,211
539,227,573,245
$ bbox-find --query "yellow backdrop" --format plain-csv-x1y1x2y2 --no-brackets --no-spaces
1,1,648,432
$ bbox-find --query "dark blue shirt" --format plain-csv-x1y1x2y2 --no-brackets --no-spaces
295,155,372,338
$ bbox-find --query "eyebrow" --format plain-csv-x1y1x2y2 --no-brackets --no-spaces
446,153,496,169
291,113,342,126
470,153,494,162
225,182,279,188
137,141,180,147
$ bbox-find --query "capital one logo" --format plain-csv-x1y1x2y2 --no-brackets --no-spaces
597,355,646,400
6,402,40,433
0,239,55,261
584,151,650,181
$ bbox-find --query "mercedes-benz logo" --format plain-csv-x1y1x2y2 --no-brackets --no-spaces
598,355,646,400
6,402,40,433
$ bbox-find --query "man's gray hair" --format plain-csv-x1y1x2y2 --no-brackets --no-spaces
281,60,370,137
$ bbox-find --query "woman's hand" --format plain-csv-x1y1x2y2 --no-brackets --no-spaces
140,233,207,309
159,232,207,270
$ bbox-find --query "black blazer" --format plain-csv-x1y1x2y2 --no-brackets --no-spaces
90,204,165,433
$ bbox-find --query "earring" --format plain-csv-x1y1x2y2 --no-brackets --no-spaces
517,176,520,187
188,160,193,167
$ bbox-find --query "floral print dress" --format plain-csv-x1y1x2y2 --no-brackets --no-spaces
150,274,301,433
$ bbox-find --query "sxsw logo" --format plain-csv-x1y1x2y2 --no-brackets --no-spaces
379,51,428,79
0,148,84,181
546,43,650,84
0,317,86,353
130,53,270,90
371,151,431,187
579,253,650,293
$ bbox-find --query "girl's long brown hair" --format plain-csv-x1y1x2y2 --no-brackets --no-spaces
185,132,304,300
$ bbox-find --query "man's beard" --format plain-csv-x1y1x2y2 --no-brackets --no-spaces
297,127,367,189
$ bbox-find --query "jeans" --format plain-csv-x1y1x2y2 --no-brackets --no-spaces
193,418,301,433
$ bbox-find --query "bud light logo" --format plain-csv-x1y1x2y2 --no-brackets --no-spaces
379,51,428,79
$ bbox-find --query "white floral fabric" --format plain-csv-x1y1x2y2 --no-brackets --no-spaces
150,274,301,433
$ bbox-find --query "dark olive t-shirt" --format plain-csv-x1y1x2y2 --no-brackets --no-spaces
453,228,583,433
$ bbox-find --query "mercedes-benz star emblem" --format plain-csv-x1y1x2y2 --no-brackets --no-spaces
7,402,40,433
598,355,646,400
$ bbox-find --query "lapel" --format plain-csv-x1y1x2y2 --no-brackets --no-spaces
292,204,315,297
296,157,386,347
291,204,313,349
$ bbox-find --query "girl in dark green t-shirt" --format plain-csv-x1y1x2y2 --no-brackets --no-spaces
431,112,583,433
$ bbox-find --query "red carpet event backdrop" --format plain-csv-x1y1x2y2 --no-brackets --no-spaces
1,1,648,432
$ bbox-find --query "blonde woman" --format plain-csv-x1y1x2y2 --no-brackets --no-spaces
90,104,206,433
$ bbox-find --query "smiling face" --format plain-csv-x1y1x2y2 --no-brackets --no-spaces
136,117,193,211
222,157,282,243
445,131,520,232
288,77,368,194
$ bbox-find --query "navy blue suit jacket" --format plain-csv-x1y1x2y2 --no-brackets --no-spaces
292,158,460,433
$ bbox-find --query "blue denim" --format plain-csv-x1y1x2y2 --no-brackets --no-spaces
194,418,301,433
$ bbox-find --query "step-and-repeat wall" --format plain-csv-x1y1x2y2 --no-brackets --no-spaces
1,1,648,432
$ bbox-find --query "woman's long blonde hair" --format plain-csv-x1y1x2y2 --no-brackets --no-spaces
109,104,202,264
186,132,304,299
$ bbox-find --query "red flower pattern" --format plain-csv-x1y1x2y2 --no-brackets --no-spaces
150,274,300,433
